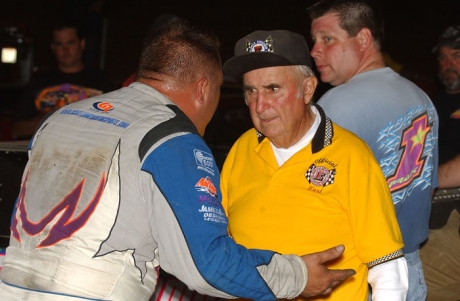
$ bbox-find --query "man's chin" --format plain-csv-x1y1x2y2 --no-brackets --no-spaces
442,79,460,92
319,73,330,83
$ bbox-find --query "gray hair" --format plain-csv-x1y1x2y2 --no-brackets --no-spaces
433,25,460,53
294,65,316,99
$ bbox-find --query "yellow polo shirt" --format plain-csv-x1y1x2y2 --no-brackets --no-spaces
221,121,403,301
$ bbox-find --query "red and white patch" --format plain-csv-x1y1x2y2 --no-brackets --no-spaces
305,164,336,187
195,176,217,197
93,101,114,113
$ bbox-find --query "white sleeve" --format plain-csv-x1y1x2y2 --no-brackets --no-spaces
367,257,408,301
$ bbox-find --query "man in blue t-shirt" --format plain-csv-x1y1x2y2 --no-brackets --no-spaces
308,1,439,301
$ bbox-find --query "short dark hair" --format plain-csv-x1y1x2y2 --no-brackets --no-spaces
137,20,221,86
307,0,384,49
51,18,84,40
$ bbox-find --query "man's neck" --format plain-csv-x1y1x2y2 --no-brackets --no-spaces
59,63,85,74
356,50,386,75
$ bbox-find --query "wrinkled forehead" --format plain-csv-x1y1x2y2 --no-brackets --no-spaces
243,66,296,83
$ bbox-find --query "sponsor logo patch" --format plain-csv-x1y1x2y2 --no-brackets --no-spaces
198,204,227,224
199,195,220,206
60,109,129,128
305,163,336,187
194,149,215,175
195,176,217,197
93,101,114,113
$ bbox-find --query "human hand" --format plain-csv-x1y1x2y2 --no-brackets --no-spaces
300,245,355,297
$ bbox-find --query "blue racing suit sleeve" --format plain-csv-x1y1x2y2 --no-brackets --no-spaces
141,133,280,301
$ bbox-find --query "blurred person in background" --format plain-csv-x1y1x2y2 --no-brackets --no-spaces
419,24,460,301
431,24,460,188
11,17,119,140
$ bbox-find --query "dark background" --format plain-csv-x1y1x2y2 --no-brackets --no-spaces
0,0,459,168
0,0,459,85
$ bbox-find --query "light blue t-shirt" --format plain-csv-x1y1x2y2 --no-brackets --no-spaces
318,67,439,253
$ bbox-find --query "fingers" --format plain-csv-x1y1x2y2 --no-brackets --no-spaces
334,245,345,254
330,268,356,282
319,268,356,293
315,245,345,263
300,245,356,298
301,268,355,297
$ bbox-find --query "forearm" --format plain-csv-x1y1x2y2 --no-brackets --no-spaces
438,154,460,188
257,254,307,299
145,134,306,300
367,257,408,301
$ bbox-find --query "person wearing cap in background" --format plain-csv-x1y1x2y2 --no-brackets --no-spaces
417,24,460,301
220,29,408,301
307,1,439,300
431,25,460,189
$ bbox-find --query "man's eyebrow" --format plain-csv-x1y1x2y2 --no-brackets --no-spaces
242,83,279,90
263,83,278,89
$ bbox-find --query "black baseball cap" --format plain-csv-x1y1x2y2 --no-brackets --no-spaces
432,25,460,53
223,30,312,81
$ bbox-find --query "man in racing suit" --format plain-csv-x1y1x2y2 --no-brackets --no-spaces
0,20,354,301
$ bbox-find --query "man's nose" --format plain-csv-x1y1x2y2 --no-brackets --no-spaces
310,42,321,59
255,93,270,114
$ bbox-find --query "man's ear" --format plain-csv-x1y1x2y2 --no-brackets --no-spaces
81,38,86,50
303,76,318,105
357,28,372,51
195,76,209,104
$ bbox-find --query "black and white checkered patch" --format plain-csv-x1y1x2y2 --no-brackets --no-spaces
305,163,336,187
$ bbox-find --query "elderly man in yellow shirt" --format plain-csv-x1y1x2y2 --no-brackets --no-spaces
220,29,408,301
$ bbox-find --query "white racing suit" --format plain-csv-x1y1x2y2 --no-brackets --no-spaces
0,82,307,301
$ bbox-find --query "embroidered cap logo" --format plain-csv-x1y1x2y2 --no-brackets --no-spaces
246,35,274,53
